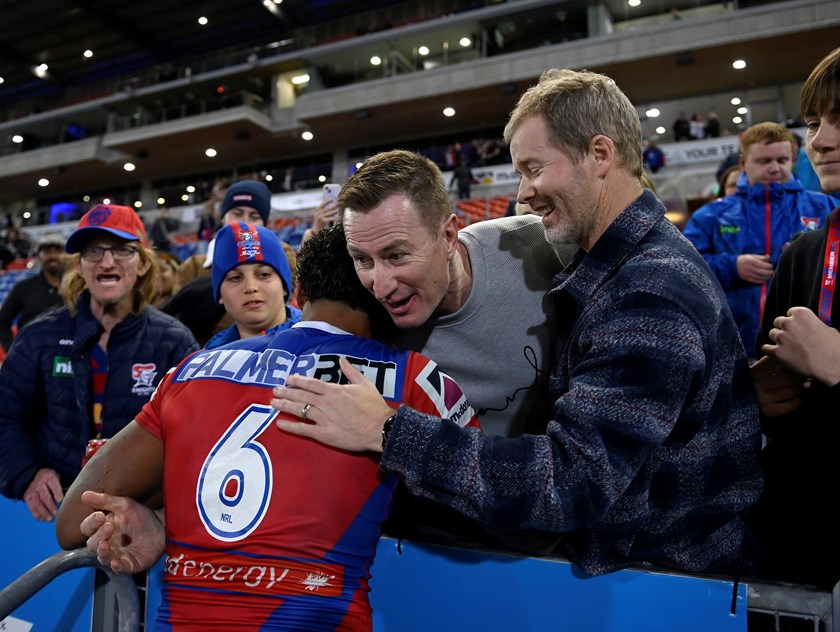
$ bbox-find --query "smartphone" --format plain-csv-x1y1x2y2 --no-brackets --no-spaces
322,184,341,226
323,183,341,204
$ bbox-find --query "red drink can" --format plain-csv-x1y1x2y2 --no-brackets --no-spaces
82,438,108,467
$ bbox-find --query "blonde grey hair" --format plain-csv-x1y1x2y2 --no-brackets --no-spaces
504,68,643,178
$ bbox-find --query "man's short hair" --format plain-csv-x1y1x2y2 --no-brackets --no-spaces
801,46,840,118
337,150,452,234
740,122,795,157
503,68,643,178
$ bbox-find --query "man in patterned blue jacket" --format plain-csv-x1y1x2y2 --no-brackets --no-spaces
271,69,764,578
684,122,839,356
0,205,197,521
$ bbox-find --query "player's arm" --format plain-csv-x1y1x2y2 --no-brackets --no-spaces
56,420,163,549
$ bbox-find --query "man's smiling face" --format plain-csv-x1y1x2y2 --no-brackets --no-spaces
344,192,458,330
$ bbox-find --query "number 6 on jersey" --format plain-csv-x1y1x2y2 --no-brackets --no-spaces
197,404,277,541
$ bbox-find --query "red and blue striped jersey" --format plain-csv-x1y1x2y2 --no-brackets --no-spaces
135,321,479,631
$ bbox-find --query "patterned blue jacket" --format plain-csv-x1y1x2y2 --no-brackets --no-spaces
381,190,763,577
0,293,198,499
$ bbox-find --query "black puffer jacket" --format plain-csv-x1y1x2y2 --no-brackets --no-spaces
0,292,198,498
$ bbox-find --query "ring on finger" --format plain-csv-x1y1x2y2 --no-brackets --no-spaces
301,403,312,420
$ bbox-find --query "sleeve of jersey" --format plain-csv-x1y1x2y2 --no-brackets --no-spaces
134,365,179,440
403,352,480,429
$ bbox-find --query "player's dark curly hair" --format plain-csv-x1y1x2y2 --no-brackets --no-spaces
296,224,394,337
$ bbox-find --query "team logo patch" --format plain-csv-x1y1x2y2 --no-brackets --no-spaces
238,233,262,260
231,223,263,262
52,356,74,377
85,206,111,226
415,362,475,426
800,216,821,231
132,363,158,396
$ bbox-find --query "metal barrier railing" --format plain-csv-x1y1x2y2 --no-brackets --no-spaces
0,548,140,632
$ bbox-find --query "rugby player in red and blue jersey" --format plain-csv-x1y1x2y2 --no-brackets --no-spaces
57,224,479,631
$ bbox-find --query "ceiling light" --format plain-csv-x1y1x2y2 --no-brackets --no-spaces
628,0,641,6
291,74,310,85
157,197,166,205
103,198,111,205
732,59,746,70
356,162,363,169
205,148,217,157
443,107,455,117
12,135,23,143
370,56,382,66
83,195,91,202
35,64,48,78
186,185,196,193
198,16,208,25
23,211,31,219
318,175,327,183
645,108,660,118
181,194,190,202
418,46,429,56
301,131,314,141
265,174,273,182
459,37,471,47
134,201,143,208
737,106,748,114
38,178,49,187
83,50,93,58
0,77,4,84
733,116,743,124
730,97,741,105
655,126,666,134
123,162,136,171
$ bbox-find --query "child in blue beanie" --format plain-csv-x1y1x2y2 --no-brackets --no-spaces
206,221,301,348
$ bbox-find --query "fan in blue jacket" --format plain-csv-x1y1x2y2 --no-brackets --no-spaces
684,122,840,355
0,204,198,521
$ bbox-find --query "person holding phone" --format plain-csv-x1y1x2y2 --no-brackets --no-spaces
300,184,341,246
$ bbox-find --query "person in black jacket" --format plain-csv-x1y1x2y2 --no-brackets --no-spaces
672,111,691,142
0,233,65,351
0,204,198,522
750,45,840,589
448,157,475,199
148,206,180,252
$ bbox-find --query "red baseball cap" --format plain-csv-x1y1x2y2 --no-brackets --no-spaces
65,204,148,253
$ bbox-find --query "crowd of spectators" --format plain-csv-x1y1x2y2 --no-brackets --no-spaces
1,50,839,631
0,226,33,269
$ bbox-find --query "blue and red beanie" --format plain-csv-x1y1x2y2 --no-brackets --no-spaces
211,222,292,302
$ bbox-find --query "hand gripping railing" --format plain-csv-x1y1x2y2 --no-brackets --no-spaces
0,548,140,632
